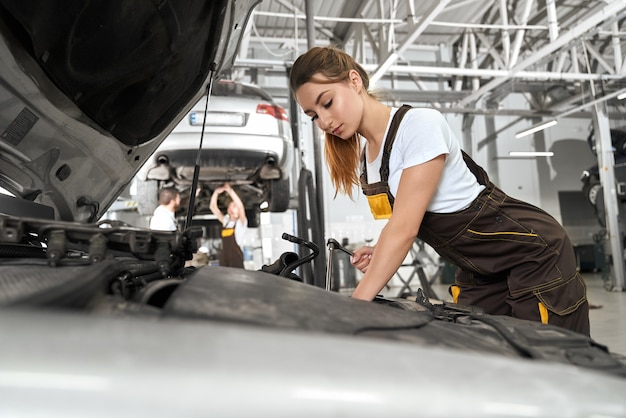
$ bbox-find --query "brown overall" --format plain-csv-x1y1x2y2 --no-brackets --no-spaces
360,105,590,335
219,226,244,268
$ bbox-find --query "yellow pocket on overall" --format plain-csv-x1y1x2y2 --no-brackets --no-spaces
534,273,587,316
366,193,393,220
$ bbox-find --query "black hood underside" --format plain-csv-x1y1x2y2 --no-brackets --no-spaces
0,0,229,146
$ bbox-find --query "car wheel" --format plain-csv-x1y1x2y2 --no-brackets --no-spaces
136,179,159,216
268,178,290,212
246,208,260,228
593,186,607,228
585,181,601,206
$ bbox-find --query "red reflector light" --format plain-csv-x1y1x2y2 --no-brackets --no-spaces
256,104,289,121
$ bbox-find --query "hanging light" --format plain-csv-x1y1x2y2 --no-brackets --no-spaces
508,151,554,157
514,120,558,139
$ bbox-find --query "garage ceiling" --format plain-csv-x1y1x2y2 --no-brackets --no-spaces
232,0,626,118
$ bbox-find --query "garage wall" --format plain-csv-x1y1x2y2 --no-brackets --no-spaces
471,112,597,222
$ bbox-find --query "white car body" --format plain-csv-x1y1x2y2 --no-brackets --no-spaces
140,80,295,221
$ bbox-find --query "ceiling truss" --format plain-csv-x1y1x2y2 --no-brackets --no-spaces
233,0,626,118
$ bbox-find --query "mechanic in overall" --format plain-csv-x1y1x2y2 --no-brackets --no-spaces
149,186,181,231
209,183,248,268
289,46,590,336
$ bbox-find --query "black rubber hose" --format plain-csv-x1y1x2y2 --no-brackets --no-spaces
279,233,320,277
0,244,46,258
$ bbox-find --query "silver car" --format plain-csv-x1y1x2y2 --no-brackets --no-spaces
1,1,626,416
139,79,294,225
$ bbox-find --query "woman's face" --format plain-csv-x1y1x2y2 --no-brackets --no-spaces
295,71,363,139
227,201,239,219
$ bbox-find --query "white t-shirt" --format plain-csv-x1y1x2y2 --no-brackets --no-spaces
149,205,177,231
365,107,485,213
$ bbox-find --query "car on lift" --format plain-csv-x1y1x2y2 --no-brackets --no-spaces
137,79,294,227
581,128,626,226
1,1,626,416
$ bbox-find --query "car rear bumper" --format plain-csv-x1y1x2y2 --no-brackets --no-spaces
153,132,293,173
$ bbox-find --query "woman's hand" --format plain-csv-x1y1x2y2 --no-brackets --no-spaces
350,245,375,273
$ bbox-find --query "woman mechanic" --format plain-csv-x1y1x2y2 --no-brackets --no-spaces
209,183,247,268
289,46,589,335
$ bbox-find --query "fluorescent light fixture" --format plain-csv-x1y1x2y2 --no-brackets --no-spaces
508,151,554,157
515,120,558,139
512,88,626,140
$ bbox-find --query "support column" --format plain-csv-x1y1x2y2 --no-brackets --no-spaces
484,102,500,184
592,103,625,291
304,0,327,287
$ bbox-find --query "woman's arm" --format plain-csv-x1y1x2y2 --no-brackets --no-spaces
225,183,248,225
351,154,445,301
209,186,226,224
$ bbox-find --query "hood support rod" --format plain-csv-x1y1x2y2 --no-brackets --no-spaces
184,72,215,231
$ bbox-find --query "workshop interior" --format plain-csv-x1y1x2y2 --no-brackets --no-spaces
1,0,626,415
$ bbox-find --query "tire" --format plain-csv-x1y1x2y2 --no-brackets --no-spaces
584,181,601,206
593,187,606,228
246,208,260,228
136,179,159,216
268,178,290,212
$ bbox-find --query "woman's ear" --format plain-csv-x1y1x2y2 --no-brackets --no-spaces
349,69,362,91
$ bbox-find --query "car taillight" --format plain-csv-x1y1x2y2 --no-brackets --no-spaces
257,103,289,121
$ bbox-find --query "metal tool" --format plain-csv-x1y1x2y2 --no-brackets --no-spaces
325,238,353,291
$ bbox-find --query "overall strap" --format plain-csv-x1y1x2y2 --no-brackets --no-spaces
460,150,490,186
380,104,412,182
361,104,413,184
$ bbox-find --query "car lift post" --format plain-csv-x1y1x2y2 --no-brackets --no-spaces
592,102,625,291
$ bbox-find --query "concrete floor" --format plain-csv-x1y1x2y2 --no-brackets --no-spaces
585,272,626,357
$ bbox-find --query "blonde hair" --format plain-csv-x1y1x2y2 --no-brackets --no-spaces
289,46,371,199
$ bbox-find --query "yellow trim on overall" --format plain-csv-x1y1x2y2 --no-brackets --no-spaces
450,285,460,304
467,229,538,237
538,302,549,324
366,193,393,220
221,228,235,238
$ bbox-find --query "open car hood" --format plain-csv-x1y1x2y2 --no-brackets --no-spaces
0,0,260,222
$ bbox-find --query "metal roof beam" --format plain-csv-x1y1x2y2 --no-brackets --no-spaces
334,0,373,48
234,58,625,82
457,0,626,107
369,0,452,85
